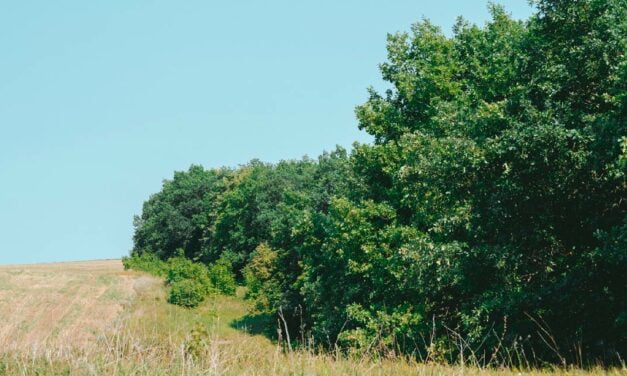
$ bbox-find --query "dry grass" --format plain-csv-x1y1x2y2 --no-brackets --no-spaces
0,260,622,375
0,260,149,355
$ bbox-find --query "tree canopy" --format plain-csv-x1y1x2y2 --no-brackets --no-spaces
130,0,626,365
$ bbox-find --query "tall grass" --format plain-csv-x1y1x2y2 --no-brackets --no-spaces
1,275,624,375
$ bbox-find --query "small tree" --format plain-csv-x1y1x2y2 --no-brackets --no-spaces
208,254,237,295
243,243,281,312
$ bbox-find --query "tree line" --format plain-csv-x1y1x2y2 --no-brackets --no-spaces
127,0,626,366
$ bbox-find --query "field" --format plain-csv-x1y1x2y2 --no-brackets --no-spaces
0,260,143,354
0,260,621,375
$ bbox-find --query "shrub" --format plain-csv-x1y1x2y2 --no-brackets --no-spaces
122,252,167,277
243,243,281,312
207,255,237,295
166,256,213,294
168,279,206,308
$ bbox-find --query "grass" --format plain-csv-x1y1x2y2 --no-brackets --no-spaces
0,260,137,354
0,260,623,375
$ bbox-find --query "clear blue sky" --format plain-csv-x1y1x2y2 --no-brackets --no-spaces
0,1,533,264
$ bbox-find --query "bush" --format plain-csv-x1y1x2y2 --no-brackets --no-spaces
125,252,238,308
207,255,237,295
168,279,206,308
122,252,167,277
166,256,213,294
242,243,281,312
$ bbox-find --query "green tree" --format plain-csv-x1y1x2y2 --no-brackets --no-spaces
132,165,229,260
129,0,626,364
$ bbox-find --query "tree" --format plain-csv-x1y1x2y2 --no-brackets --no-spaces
132,165,229,260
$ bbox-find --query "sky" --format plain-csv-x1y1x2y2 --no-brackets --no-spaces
0,1,534,264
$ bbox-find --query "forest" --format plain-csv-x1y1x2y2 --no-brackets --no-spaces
125,0,626,367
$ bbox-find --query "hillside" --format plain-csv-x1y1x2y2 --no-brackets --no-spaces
0,260,621,375
0,260,147,354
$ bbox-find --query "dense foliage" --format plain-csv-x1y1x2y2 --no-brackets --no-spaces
128,0,626,365
123,252,236,307
168,279,207,308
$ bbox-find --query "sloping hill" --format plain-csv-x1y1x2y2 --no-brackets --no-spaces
0,260,149,354
0,260,618,375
